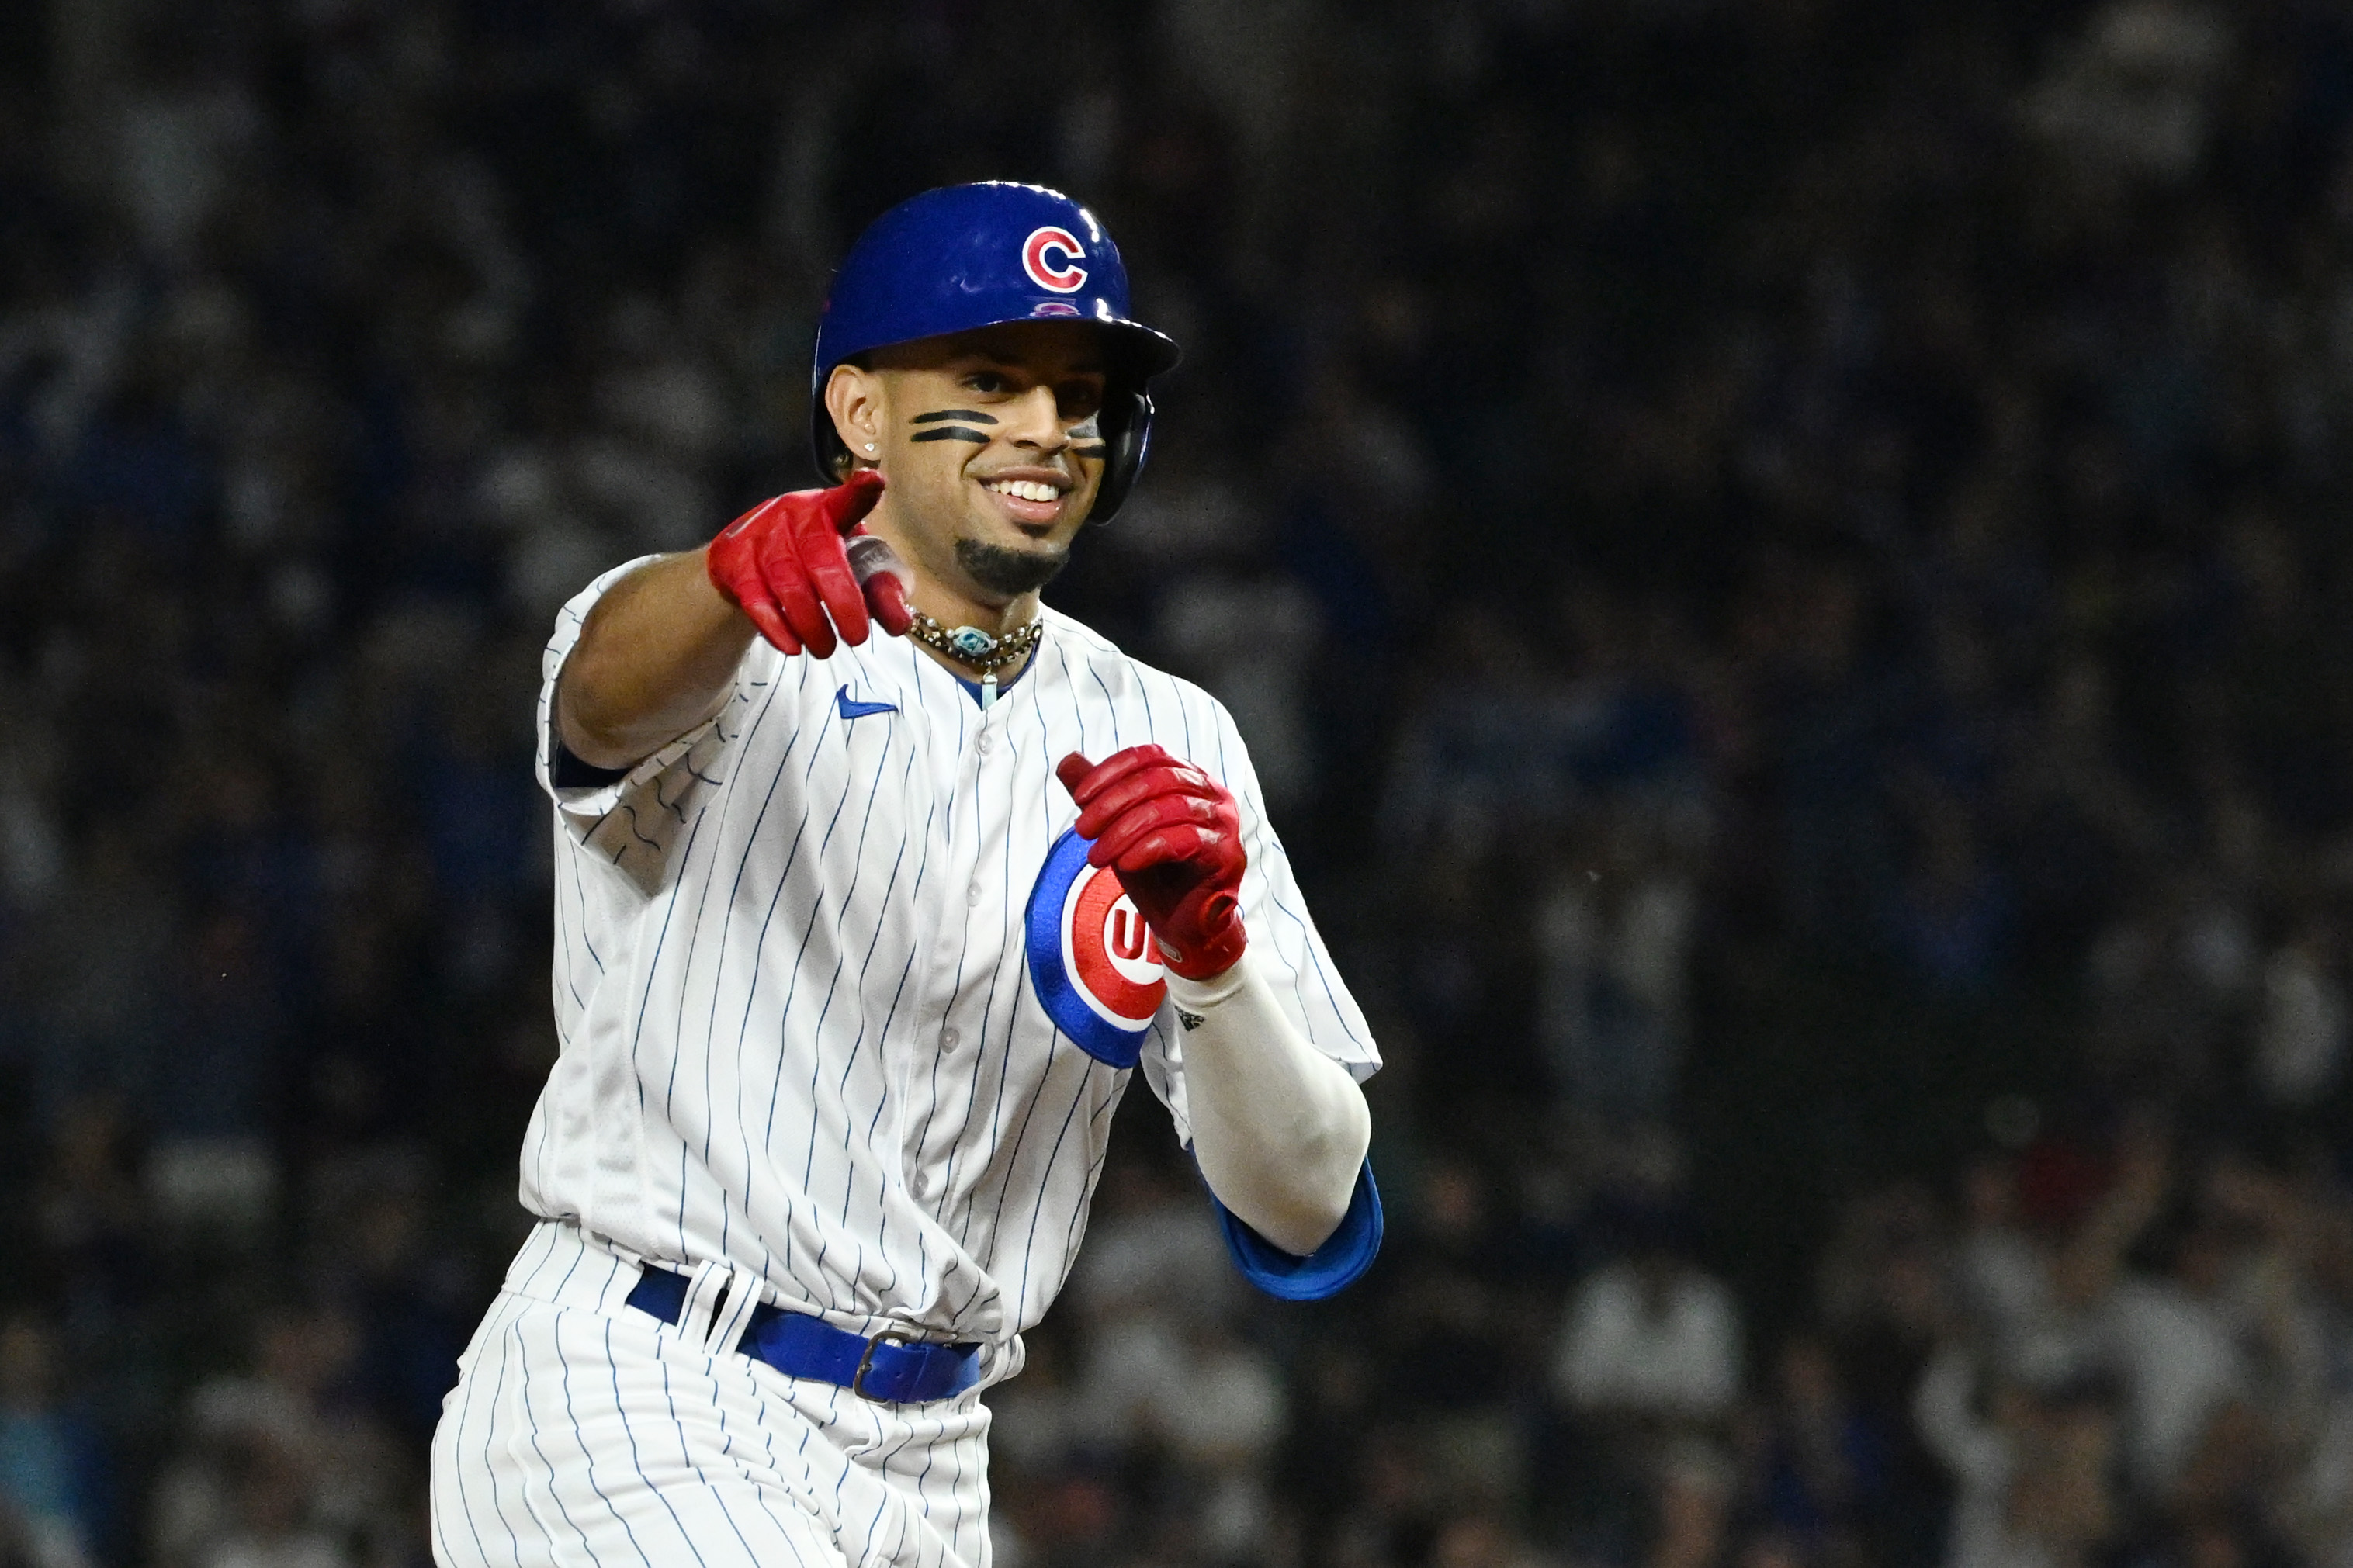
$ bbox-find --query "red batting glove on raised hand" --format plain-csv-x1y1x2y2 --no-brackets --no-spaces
1055,746,1248,981
705,470,915,657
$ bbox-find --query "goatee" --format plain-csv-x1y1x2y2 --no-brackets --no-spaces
958,538,1069,597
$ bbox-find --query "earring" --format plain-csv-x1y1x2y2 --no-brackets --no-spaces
865,442,877,452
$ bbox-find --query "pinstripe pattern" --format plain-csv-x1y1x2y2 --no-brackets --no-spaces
516,556,1376,1341
433,1224,989,1568
435,559,1377,1565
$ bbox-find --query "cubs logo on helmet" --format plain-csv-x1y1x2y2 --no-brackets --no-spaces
1024,828,1166,1068
1021,227,1088,292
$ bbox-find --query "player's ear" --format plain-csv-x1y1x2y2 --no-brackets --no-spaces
825,362,885,473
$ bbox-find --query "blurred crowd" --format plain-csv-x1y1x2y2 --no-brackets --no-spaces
7,0,2353,1564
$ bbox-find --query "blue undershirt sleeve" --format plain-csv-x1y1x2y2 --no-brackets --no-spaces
1198,1158,1384,1300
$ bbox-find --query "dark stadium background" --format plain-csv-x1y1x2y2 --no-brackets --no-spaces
5,1,2353,1564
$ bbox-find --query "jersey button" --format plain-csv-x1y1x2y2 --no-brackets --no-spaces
941,1028,961,1051
966,881,982,906
976,732,993,756
909,1172,930,1199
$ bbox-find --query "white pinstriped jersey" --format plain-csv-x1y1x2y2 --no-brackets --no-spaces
522,558,1378,1357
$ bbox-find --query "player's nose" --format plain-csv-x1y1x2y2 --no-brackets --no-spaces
1001,385,1068,452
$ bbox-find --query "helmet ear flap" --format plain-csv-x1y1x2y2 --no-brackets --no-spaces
1087,387,1153,524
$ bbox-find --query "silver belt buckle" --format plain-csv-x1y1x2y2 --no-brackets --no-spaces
851,1327,917,1400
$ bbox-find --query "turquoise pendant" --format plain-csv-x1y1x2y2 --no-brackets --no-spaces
948,626,996,659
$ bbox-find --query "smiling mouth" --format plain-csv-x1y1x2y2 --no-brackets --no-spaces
986,479,1066,502
978,475,1073,531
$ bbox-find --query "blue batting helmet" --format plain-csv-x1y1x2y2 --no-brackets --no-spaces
810,182,1180,523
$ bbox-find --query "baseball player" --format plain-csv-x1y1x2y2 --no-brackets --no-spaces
428,182,1381,1568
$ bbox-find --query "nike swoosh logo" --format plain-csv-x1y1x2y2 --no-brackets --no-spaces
836,685,898,721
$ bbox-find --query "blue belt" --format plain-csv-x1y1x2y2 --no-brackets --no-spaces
624,1266,982,1404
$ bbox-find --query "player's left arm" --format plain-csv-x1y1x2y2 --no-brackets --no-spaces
1057,746,1371,1257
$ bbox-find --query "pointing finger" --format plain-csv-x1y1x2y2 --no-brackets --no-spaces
826,469,887,535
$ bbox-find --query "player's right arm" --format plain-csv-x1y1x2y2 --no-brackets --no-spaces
556,472,910,770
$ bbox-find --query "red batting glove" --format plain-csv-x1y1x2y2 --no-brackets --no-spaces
1055,746,1248,981
705,470,914,656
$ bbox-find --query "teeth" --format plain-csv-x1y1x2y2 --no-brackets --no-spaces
989,479,1060,503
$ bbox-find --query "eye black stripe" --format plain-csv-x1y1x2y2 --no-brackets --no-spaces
911,427,992,444
913,410,999,425
1071,445,1110,458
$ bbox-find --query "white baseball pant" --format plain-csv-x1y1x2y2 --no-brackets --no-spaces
429,1223,995,1568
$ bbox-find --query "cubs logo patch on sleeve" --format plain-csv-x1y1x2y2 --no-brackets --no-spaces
1024,827,1167,1067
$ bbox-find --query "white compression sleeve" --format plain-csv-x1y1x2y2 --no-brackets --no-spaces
1163,950,1372,1257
